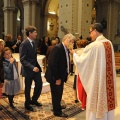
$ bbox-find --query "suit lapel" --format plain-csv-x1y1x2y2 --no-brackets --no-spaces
26,39,36,55
60,43,67,63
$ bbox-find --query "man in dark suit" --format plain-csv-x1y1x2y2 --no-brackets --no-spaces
45,33,75,117
19,26,43,111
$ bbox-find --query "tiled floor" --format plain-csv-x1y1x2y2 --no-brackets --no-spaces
67,74,120,120
1,73,119,120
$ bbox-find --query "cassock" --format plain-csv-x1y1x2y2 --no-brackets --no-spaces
74,48,87,109
73,35,117,120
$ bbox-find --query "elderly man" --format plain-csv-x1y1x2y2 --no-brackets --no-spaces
71,23,117,120
45,33,75,117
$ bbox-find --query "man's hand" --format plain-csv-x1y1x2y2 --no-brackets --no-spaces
12,45,17,49
33,67,39,72
55,79,61,85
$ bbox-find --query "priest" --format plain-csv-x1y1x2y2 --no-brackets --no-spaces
70,23,117,120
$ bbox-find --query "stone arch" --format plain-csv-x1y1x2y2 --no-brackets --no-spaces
44,0,59,38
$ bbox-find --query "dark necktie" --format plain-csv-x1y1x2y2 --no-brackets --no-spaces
65,47,69,74
31,42,35,48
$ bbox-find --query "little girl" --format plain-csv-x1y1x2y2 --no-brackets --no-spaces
2,47,21,108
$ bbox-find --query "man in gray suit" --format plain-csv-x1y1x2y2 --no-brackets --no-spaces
19,26,42,111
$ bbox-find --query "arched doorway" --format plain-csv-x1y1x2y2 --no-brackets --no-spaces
45,0,59,38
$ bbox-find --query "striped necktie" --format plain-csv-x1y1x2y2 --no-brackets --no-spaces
65,47,69,74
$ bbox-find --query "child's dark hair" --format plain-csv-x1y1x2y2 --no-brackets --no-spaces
91,23,103,33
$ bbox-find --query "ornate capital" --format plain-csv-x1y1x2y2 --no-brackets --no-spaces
22,0,30,5
3,7,16,12
22,0,39,5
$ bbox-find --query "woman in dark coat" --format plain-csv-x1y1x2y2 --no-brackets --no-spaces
0,39,5,84
5,34,14,53
0,39,5,100
40,36,51,55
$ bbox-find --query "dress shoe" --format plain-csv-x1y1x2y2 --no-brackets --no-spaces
74,100,79,103
30,101,42,107
10,104,15,109
51,105,66,111
54,113,68,118
25,105,34,111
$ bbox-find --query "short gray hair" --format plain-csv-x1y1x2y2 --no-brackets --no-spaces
62,33,76,42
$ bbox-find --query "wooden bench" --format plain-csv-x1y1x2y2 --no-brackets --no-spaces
114,52,120,73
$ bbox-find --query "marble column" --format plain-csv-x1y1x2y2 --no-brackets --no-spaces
36,2,41,39
3,7,15,36
107,1,120,40
13,8,18,38
31,1,36,26
3,0,16,37
96,0,120,41
22,0,38,38
22,0,31,28
0,12,3,39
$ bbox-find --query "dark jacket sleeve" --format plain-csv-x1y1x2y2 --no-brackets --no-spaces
49,46,61,80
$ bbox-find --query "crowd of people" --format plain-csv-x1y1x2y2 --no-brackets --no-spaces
0,23,117,120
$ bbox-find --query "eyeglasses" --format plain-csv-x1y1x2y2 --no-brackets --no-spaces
89,30,94,34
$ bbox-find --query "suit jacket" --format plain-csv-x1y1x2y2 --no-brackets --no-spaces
19,39,42,77
45,43,69,83
46,45,55,62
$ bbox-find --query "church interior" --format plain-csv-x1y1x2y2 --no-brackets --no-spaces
0,0,120,119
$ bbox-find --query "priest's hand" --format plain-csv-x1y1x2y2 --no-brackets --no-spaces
55,79,61,85
69,49,75,54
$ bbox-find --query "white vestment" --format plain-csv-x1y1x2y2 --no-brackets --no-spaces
73,35,117,120
74,48,84,75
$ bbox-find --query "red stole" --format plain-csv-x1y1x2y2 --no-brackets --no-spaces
103,42,115,111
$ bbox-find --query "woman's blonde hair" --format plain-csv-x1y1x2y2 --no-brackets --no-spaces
0,39,5,45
